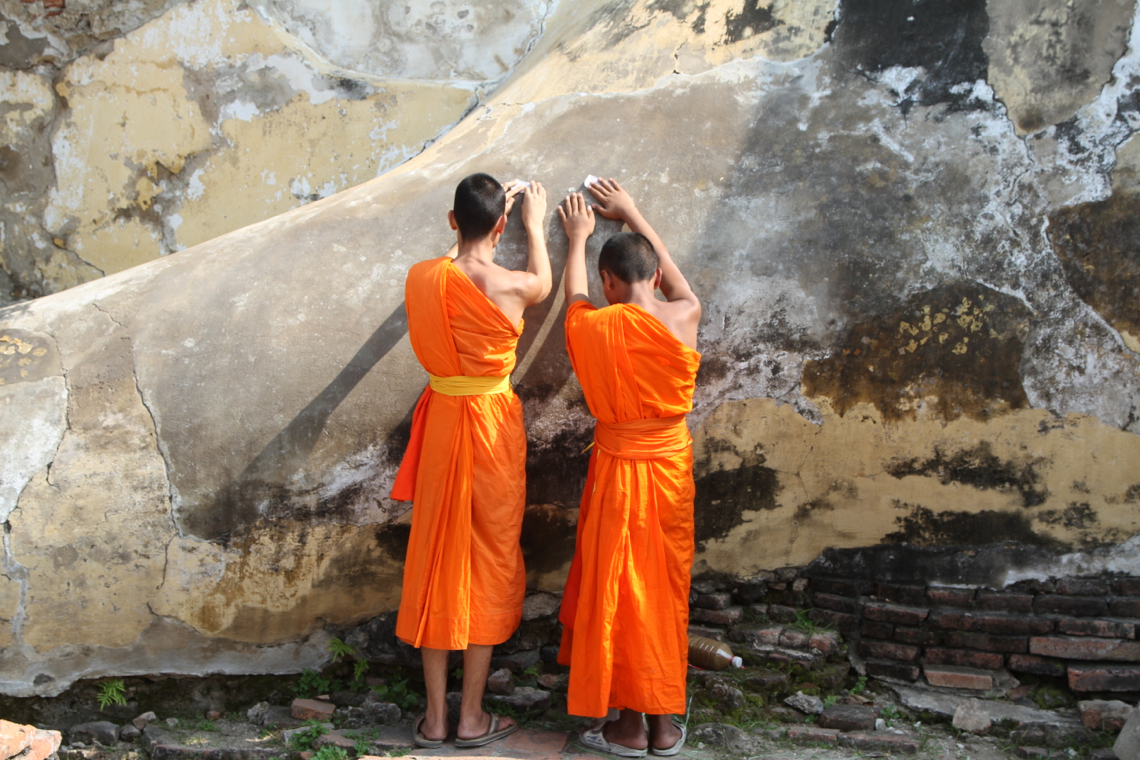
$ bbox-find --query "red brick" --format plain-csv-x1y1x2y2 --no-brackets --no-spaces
692,592,733,610
808,631,841,656
1078,699,1134,731
929,610,1054,635
837,732,920,755
928,586,977,607
1030,636,1140,661
1056,578,1108,596
818,704,877,731
1058,619,1135,639
813,593,859,614
809,577,865,597
768,604,797,623
873,583,927,606
860,639,920,662
0,721,34,759
780,629,809,648
865,659,920,681
810,609,858,634
291,698,336,721
977,593,1034,613
1008,654,1067,677
1109,597,1140,617
862,601,928,626
894,626,941,646
1068,664,1140,692
925,647,1005,670
1034,595,1108,616
944,631,1028,653
688,625,725,641
690,606,743,625
729,624,782,648
924,665,995,690
860,620,894,639
1112,578,1140,596
786,725,839,745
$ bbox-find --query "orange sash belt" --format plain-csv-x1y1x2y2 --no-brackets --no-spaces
593,414,691,460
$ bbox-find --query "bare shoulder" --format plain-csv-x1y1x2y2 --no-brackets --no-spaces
645,298,700,350
663,294,701,326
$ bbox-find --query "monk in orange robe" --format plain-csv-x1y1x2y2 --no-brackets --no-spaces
391,173,550,748
556,179,701,758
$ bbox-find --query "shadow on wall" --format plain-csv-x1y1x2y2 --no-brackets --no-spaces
196,218,581,546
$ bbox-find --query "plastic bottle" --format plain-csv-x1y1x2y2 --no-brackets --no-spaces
688,633,743,670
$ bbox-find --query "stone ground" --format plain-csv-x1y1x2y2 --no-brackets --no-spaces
357,720,1052,760
53,710,1111,760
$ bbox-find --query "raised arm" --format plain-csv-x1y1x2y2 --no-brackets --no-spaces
588,179,700,311
558,193,595,304
519,181,552,305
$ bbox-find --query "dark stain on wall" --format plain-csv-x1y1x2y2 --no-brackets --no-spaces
886,441,1048,507
807,541,1063,588
794,480,855,522
884,503,1065,550
1036,502,1098,530
832,0,988,109
1049,192,1140,346
526,427,593,507
520,504,578,582
794,496,836,523
374,522,411,559
801,282,1030,423
723,1,779,44
0,13,48,70
693,463,780,549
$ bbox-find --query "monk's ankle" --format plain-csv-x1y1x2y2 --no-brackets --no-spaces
604,720,647,749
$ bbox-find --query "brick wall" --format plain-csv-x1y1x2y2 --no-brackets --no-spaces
806,572,1140,694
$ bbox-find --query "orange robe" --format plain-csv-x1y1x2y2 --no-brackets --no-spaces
558,300,701,718
391,257,527,650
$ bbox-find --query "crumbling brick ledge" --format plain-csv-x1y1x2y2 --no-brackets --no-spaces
801,542,1140,698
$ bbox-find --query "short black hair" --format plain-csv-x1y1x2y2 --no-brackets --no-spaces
598,232,658,283
453,173,505,241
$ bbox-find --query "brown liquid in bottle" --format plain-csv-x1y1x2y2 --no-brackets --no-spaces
688,634,743,670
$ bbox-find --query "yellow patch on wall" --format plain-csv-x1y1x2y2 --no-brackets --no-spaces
152,522,403,644
174,83,475,251
70,217,164,276
692,398,1140,574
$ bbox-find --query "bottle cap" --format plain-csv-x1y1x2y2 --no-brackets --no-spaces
731,656,743,668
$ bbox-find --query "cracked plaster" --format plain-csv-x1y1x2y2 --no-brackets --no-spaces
1,0,1140,696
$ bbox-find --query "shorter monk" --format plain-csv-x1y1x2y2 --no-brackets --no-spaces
556,179,702,757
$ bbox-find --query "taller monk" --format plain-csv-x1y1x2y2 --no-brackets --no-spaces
556,179,701,758
391,173,550,748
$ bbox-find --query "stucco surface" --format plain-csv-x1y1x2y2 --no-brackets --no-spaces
0,0,1139,696
2,0,481,300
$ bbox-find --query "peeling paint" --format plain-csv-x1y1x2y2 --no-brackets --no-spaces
1,0,1140,699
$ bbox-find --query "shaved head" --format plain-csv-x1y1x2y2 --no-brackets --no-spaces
453,173,505,240
598,232,657,283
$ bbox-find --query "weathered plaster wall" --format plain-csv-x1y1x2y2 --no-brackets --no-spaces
1,0,1140,696
1,0,539,302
